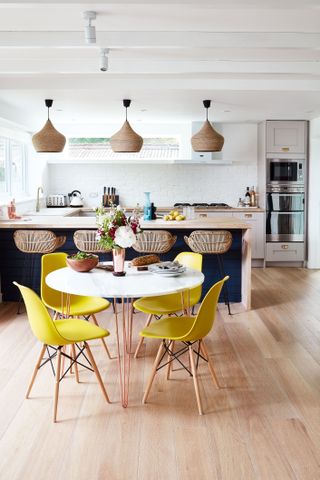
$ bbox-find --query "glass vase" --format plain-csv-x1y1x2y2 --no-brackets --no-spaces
112,248,126,276
143,191,152,220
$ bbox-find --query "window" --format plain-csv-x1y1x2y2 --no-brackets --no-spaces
0,136,27,197
68,137,180,160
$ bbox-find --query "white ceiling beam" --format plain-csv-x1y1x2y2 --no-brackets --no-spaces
1,47,320,62
1,0,320,4
1,73,320,91
1,59,320,75
1,31,320,49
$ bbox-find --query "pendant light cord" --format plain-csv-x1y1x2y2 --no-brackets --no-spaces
125,106,128,121
206,108,208,121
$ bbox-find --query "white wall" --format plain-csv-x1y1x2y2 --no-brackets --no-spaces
48,162,257,208
308,118,320,268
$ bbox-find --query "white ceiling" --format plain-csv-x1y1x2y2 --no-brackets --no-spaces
0,0,320,129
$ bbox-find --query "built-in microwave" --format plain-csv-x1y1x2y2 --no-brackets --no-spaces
267,158,305,188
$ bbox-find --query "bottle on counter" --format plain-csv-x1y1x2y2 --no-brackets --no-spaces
151,202,157,220
250,186,256,207
237,197,244,207
244,187,251,207
8,198,16,219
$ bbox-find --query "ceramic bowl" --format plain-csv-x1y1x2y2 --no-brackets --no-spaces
66,255,99,272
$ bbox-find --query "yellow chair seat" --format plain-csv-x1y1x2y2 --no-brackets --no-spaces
133,293,187,315
44,295,110,317
140,315,196,342
54,319,109,344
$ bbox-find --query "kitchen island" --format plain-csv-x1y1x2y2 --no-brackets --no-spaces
0,212,251,310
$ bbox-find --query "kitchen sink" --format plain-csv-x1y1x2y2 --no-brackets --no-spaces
65,210,96,217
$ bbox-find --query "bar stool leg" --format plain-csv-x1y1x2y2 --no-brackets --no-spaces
17,253,29,314
216,255,231,315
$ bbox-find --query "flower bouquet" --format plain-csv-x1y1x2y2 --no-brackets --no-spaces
96,205,141,276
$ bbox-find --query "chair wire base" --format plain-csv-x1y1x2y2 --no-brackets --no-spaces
38,343,94,381
156,339,208,376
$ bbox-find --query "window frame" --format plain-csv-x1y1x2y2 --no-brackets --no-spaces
0,136,28,199
67,136,181,161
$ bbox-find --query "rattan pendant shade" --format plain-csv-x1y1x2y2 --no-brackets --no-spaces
110,99,143,153
32,99,66,153
191,100,224,152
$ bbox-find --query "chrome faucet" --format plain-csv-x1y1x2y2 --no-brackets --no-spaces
36,186,43,212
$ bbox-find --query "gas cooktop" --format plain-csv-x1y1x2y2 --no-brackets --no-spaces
174,202,231,209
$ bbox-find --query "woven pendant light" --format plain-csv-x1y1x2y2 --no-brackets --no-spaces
191,100,224,152
32,99,66,153
110,99,143,153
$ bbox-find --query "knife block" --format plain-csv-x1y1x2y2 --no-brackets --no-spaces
102,195,119,207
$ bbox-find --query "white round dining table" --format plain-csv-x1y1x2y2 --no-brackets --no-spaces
45,262,204,299
46,262,205,407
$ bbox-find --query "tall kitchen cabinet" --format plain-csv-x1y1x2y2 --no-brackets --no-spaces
265,120,308,265
266,121,307,155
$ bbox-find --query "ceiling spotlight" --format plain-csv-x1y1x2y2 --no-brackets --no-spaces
83,11,96,45
100,48,109,72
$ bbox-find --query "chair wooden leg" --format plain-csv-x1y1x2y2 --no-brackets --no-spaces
26,344,46,399
53,347,62,423
71,344,80,383
91,314,112,360
84,342,110,403
189,345,203,415
69,344,74,373
200,340,220,389
166,340,174,380
142,340,165,404
134,314,153,358
61,345,66,373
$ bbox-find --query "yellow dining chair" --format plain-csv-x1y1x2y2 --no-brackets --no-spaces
134,252,203,358
41,252,112,359
13,282,110,423
141,276,228,415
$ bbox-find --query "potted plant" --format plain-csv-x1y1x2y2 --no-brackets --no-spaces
96,205,141,276
66,251,99,272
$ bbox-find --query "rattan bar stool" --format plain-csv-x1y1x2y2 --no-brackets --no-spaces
73,230,111,254
184,230,232,315
132,230,177,255
14,230,66,313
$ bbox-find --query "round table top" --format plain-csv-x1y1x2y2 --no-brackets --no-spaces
45,262,205,299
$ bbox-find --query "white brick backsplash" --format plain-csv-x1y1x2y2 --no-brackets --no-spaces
48,163,258,208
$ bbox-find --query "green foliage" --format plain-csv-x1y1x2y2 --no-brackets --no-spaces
68,251,96,260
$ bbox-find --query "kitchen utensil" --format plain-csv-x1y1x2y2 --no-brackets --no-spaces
47,194,68,207
68,190,84,207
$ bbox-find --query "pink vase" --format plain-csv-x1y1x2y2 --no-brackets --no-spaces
112,248,126,276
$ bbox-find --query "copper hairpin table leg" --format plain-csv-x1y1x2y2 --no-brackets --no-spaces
113,297,134,408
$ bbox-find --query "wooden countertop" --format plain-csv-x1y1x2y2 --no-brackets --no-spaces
140,217,251,230
0,213,251,230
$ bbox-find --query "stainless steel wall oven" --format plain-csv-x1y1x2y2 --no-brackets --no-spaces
266,189,304,242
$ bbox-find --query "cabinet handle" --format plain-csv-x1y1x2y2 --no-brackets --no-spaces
199,213,207,218
245,214,252,218
281,147,290,152
281,244,289,250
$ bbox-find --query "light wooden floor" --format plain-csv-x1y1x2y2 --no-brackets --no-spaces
1,267,320,480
